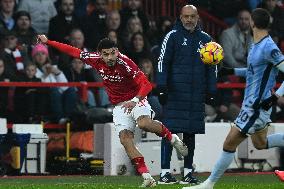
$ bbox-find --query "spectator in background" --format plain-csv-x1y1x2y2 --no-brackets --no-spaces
150,16,173,71
0,0,16,31
139,58,162,120
106,10,121,34
57,28,89,71
18,0,57,34
74,0,88,18
258,0,284,44
248,0,263,10
1,30,29,77
219,9,253,68
205,76,240,123
210,0,249,25
151,16,173,47
32,44,78,124
82,0,108,49
14,63,45,123
64,58,97,107
127,32,153,65
120,0,149,33
121,16,143,50
48,0,81,44
0,57,12,118
13,11,37,56
106,29,124,53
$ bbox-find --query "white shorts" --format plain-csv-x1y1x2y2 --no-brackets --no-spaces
113,98,155,133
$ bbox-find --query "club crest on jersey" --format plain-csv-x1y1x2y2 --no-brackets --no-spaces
197,41,205,53
182,38,187,46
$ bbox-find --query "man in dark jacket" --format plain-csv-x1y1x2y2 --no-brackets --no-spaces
48,0,81,44
156,5,217,184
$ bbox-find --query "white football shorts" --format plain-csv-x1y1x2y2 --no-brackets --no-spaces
113,98,155,133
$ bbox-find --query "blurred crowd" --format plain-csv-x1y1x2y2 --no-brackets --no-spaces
0,0,283,126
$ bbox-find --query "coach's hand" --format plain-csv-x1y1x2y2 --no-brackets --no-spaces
121,101,137,114
205,93,216,106
153,86,168,106
37,35,48,44
260,94,279,111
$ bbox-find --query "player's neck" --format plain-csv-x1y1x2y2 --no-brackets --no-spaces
253,29,269,43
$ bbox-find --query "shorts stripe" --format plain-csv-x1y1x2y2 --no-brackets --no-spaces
242,110,260,134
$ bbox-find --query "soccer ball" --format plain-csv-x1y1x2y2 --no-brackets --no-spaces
199,42,224,65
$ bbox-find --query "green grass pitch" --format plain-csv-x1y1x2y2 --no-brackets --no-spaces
0,173,282,189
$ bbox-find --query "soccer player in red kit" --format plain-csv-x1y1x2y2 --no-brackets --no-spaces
37,35,188,187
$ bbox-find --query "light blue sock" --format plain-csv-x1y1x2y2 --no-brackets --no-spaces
208,150,235,183
267,133,284,148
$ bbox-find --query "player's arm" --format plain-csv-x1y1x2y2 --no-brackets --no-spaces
260,46,284,110
275,61,284,97
121,59,152,114
132,73,153,102
127,57,152,102
37,34,81,58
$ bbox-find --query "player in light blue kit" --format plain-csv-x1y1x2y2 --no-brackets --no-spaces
183,8,284,189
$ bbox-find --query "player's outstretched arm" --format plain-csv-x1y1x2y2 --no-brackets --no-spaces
37,35,81,58
260,61,284,110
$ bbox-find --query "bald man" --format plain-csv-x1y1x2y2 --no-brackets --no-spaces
156,5,217,185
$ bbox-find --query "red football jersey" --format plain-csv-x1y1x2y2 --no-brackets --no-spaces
47,40,151,105
80,51,144,104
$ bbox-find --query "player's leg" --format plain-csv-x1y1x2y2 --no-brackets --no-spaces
182,126,247,189
136,115,188,156
113,104,155,187
180,133,200,184
118,129,156,187
250,124,284,182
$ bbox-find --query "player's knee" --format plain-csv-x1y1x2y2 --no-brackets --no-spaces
137,116,152,130
252,140,267,150
119,130,132,146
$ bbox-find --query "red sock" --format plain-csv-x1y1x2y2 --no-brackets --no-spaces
131,157,149,175
159,124,172,141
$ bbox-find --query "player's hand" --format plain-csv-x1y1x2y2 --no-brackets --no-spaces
36,35,48,44
153,86,168,105
121,101,137,114
260,94,279,110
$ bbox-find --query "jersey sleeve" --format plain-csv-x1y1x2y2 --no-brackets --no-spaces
79,51,101,69
47,40,81,58
265,42,284,66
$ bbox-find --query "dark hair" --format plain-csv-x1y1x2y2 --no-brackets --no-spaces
251,8,270,29
97,38,117,52
14,10,31,21
130,32,150,51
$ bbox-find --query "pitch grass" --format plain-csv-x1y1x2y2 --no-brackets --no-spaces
0,174,282,189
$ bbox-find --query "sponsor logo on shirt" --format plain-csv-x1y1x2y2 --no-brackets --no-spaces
98,69,123,82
